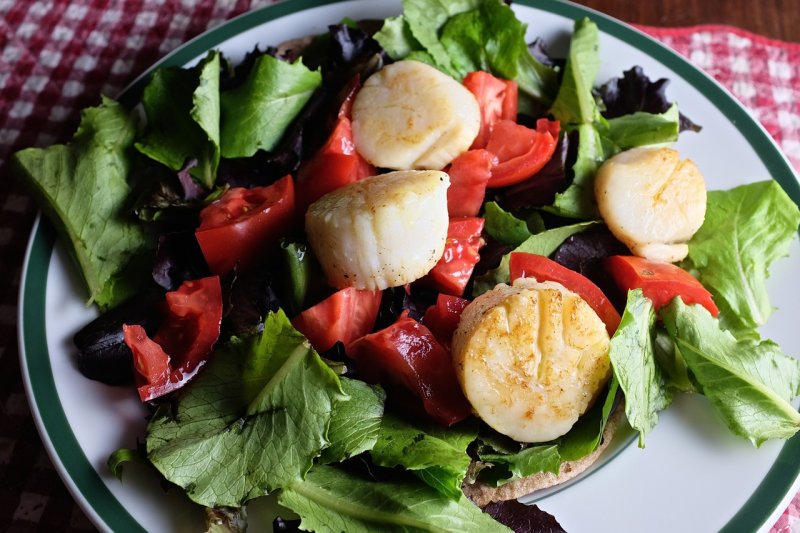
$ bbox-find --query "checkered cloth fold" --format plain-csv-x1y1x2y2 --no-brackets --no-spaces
0,2,797,531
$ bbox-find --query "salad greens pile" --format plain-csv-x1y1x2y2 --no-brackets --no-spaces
11,0,800,531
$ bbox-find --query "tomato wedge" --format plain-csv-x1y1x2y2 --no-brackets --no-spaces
422,293,470,350
195,175,295,275
463,71,518,149
296,77,375,211
123,276,223,402
347,314,471,426
291,287,382,352
509,252,621,335
485,118,560,188
425,217,485,296
604,255,719,316
444,149,496,217
295,116,375,212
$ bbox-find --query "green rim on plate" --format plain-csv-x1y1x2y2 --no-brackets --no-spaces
19,0,800,531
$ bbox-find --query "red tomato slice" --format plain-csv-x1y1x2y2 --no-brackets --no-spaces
463,71,519,149
425,217,486,296
604,255,719,316
444,149,496,217
485,118,560,188
296,115,375,212
291,287,382,352
509,252,621,335
422,294,470,350
295,75,374,211
195,175,295,275
123,276,223,402
347,315,472,426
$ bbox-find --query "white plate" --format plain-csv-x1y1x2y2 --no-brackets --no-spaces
18,1,800,532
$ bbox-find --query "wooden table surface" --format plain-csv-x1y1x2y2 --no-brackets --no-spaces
572,0,799,42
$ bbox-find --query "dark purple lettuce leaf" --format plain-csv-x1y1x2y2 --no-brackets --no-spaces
373,285,437,331
176,158,205,200
473,239,513,278
597,66,701,132
551,225,630,310
497,131,573,211
528,37,564,70
73,289,165,386
151,232,210,291
272,517,301,533
551,225,630,274
220,266,283,337
131,157,205,229
482,500,567,533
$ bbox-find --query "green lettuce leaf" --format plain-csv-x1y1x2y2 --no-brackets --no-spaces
482,201,533,246
370,414,478,500
478,444,561,486
602,103,680,151
319,378,385,465
439,0,557,101
558,375,619,461
375,15,420,58
220,55,321,158
135,51,220,188
684,180,800,337
472,221,597,295
653,327,697,393
609,290,671,447
400,0,482,73
375,0,556,102
661,298,800,446
548,123,605,219
279,464,510,533
12,97,150,309
146,310,346,507
548,18,600,125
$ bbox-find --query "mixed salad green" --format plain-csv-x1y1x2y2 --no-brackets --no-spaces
12,0,800,531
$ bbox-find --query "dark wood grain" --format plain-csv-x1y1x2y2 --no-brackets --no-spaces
570,0,799,42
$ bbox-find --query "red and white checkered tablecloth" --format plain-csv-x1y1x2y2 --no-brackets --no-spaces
0,1,798,531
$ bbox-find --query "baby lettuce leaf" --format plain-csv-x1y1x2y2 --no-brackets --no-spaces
548,122,604,219
136,51,221,189
146,310,346,507
558,376,619,461
684,180,800,338
12,97,150,310
601,103,680,151
597,65,702,133
609,290,671,447
220,55,321,159
319,378,386,465
548,18,600,126
369,414,478,500
279,464,510,533
479,445,561,487
472,221,597,296
482,201,533,247
661,299,800,446
483,500,566,533
439,0,557,102
653,327,697,393
374,0,557,102
397,0,482,74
